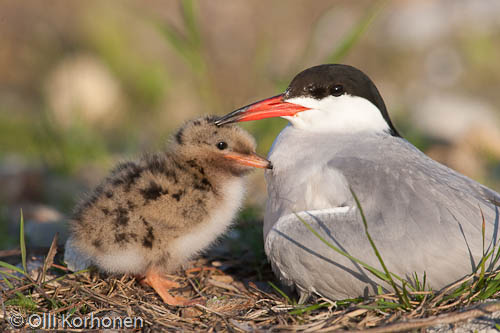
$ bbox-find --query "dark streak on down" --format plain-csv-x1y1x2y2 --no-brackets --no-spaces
143,225,155,248
127,200,136,210
115,232,128,243
140,181,168,202
110,162,143,192
124,164,143,192
175,128,184,145
115,207,129,227
172,190,184,201
114,232,139,244
71,208,83,222
147,155,167,174
187,159,205,175
111,161,135,175
165,169,178,184
201,178,211,187
129,232,138,241
101,207,110,215
87,194,99,207
72,193,98,220
112,178,125,186
194,177,213,192
92,239,102,249
94,184,104,196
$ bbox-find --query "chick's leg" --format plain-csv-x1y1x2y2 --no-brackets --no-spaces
142,267,203,306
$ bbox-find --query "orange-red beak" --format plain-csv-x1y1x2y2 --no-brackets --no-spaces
223,152,272,169
215,94,311,125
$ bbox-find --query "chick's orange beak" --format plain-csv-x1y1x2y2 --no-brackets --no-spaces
223,152,272,169
215,94,310,125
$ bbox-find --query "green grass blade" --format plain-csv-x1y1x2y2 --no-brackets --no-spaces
336,298,364,306
401,280,411,306
0,269,23,281
350,188,409,308
477,279,500,300
473,250,493,280
295,213,389,283
2,275,14,288
181,0,200,48
0,260,27,276
489,241,500,270
43,268,91,285
413,272,421,290
487,238,500,271
289,302,330,315
5,292,38,311
154,21,191,62
326,0,387,63
67,306,78,316
268,281,293,305
359,301,402,310
20,209,27,274
481,206,486,279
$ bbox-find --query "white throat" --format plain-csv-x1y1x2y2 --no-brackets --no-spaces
283,95,390,134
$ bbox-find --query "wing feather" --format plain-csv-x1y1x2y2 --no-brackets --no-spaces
265,136,500,300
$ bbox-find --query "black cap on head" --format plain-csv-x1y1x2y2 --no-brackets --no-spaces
284,64,400,137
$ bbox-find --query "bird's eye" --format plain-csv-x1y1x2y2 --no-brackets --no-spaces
216,141,228,150
331,84,344,97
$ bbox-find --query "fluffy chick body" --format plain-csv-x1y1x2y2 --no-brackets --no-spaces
69,116,269,304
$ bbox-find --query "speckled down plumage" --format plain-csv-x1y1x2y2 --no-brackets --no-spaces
65,116,266,279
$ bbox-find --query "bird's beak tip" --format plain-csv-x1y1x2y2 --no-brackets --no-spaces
214,118,225,127
214,110,244,126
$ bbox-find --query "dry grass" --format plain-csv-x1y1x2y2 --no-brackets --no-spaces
2,234,500,332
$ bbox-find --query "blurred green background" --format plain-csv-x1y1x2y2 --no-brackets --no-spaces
1,0,500,250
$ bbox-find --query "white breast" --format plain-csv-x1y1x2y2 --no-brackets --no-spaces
169,178,245,264
264,127,353,238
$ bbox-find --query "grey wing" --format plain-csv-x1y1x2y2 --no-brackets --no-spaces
329,139,500,284
266,138,500,300
265,208,385,300
330,138,500,258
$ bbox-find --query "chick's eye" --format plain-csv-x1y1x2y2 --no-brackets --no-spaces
216,141,228,150
331,84,344,97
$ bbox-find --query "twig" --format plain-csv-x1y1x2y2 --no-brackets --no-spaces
0,249,21,258
39,233,58,284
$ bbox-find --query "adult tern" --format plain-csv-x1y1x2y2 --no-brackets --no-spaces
215,64,500,302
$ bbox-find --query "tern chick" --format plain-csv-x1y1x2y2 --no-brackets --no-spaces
68,116,271,306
